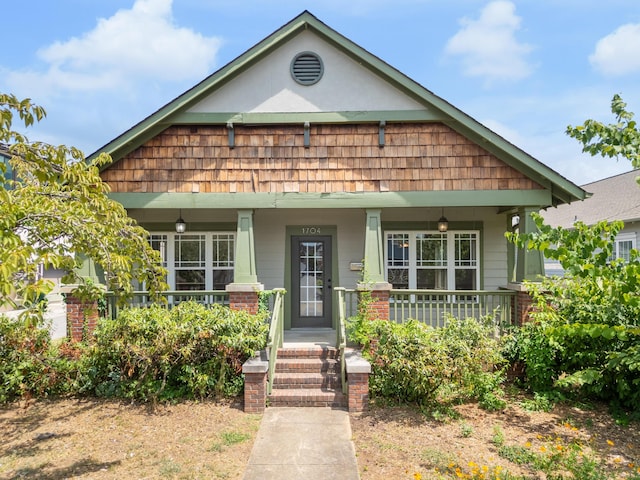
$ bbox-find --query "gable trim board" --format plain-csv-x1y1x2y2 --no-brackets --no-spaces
91,11,585,208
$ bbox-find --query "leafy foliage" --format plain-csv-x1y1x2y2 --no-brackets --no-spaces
349,314,506,409
0,92,167,317
505,213,640,411
567,94,640,172
81,302,268,402
0,314,82,402
1,302,269,404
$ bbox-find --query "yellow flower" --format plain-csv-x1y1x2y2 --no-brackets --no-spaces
525,441,532,448
606,439,615,446
413,473,422,480
540,446,547,453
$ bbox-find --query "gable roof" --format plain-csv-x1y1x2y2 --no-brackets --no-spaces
542,169,640,227
91,10,585,207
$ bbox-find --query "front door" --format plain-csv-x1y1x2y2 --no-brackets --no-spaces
291,236,332,328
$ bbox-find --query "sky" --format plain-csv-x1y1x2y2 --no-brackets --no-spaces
2,0,640,186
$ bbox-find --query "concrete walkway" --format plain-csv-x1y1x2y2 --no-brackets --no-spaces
242,407,360,479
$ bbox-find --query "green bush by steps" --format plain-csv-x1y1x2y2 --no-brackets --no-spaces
348,314,507,409
1,301,268,404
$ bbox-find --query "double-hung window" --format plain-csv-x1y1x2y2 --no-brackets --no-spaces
148,232,235,290
613,232,636,263
385,230,479,291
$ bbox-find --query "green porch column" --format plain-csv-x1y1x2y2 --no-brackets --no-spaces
227,210,263,313
234,209,258,284
515,207,545,282
360,210,392,320
363,209,385,284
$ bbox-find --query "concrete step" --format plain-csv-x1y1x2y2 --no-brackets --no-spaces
268,388,346,408
275,358,338,374
273,372,342,390
277,346,338,359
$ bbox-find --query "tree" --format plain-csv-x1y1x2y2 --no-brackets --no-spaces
566,94,640,175
502,95,640,410
0,93,167,317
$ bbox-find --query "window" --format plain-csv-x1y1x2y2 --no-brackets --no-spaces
148,232,235,290
613,232,636,263
385,231,479,290
175,234,206,290
211,233,235,289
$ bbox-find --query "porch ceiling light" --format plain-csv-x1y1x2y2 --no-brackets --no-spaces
437,209,448,232
175,210,186,233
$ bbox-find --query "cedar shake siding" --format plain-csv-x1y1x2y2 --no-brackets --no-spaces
100,123,544,194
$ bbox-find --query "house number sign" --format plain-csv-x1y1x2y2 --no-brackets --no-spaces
301,227,321,235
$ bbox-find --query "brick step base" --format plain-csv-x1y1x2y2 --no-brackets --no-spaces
267,346,347,408
273,372,341,390
268,388,346,408
275,358,338,374
277,346,338,359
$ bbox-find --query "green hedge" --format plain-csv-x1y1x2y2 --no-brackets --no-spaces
1,302,268,404
349,315,506,409
81,302,268,402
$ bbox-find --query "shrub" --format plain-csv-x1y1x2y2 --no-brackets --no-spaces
0,314,81,402
349,314,506,408
81,301,268,402
506,214,640,412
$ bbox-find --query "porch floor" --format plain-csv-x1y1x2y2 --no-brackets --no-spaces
283,328,336,348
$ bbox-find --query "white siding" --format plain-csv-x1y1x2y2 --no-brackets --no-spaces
482,212,509,290
254,209,365,289
189,31,425,114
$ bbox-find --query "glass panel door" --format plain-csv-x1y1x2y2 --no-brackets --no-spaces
291,236,332,328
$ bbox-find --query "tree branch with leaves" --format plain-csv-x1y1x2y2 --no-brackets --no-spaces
567,94,640,174
0,93,167,316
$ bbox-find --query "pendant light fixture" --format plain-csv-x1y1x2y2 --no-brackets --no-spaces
175,209,186,233
437,208,448,232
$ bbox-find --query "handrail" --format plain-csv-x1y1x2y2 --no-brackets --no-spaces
335,287,348,394
266,289,286,395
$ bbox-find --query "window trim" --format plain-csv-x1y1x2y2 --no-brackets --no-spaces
384,230,481,291
149,231,235,290
613,231,636,262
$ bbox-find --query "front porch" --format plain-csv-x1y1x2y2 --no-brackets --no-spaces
94,287,526,413
103,287,522,329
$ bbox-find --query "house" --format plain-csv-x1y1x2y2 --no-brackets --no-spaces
87,11,586,332
542,169,640,266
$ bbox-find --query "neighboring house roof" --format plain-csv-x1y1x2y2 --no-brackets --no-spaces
542,169,640,227
91,10,585,207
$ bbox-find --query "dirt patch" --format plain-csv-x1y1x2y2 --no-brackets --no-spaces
351,399,640,479
0,398,260,480
1,396,638,479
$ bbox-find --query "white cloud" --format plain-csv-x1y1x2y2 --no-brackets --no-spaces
589,23,640,76
444,1,535,84
7,0,221,96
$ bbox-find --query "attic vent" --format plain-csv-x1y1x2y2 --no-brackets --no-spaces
290,52,324,85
